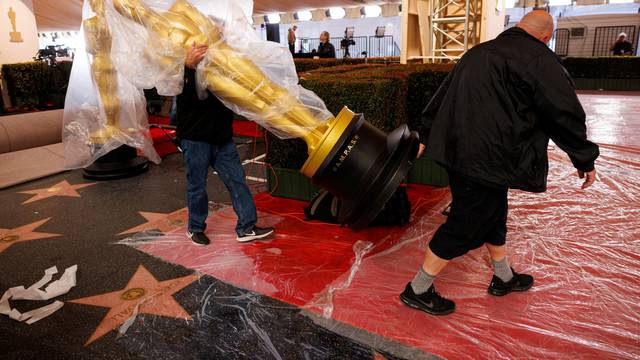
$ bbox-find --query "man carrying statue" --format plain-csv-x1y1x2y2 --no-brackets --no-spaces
176,42,274,246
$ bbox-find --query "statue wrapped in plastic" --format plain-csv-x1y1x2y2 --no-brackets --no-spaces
63,0,419,230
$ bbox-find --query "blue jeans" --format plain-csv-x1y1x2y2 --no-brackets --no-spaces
181,139,257,236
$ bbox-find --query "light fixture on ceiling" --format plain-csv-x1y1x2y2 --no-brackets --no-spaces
328,7,346,19
548,0,571,5
363,5,382,17
295,10,312,21
266,13,281,24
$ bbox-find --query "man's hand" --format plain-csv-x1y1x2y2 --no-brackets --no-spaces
578,169,597,189
185,42,208,69
416,143,426,159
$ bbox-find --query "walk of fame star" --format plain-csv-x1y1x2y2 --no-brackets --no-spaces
119,208,188,235
0,218,61,253
19,180,96,204
69,265,199,345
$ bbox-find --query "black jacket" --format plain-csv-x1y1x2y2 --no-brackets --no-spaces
176,68,234,145
318,42,336,58
418,27,599,193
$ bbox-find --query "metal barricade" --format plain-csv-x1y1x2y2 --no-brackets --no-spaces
592,26,637,56
553,28,570,57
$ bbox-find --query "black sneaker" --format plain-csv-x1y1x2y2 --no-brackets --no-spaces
187,231,210,246
400,283,455,316
236,226,274,243
488,268,534,296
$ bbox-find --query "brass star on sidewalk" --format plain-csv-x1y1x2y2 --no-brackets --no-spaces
0,218,61,253
119,208,188,235
19,180,96,204
69,265,199,346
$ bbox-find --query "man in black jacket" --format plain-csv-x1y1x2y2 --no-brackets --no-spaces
177,43,274,246
400,11,599,315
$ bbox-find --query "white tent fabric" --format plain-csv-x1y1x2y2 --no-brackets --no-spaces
33,0,388,32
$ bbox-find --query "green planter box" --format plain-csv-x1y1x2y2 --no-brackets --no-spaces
573,78,640,91
267,157,449,202
267,167,319,201
408,157,449,187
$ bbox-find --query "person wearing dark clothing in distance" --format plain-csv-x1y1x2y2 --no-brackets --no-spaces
317,31,336,58
610,32,633,56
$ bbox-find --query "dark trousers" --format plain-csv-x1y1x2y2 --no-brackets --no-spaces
429,172,508,260
181,139,257,236
289,43,295,54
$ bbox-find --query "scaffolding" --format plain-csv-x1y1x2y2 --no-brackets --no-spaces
401,0,482,63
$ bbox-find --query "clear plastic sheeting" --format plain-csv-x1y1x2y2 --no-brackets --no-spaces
119,92,639,359
64,0,333,168
63,0,161,168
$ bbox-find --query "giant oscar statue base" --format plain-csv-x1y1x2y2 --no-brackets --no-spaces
85,0,419,230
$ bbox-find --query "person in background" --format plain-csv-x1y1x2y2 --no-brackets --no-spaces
401,10,599,315
288,25,297,54
317,31,336,58
176,43,274,246
610,33,633,56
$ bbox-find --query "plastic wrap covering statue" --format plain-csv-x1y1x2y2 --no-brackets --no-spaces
64,0,419,229
63,0,159,168
63,0,332,169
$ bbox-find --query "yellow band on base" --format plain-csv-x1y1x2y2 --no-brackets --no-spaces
301,107,356,178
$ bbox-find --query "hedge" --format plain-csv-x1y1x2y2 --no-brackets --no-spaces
267,63,453,169
562,57,640,79
1,61,72,110
294,57,400,73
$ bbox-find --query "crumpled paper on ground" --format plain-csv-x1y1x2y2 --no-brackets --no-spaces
0,265,78,324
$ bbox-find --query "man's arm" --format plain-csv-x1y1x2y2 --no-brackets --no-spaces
181,43,208,96
415,71,454,157
526,55,599,188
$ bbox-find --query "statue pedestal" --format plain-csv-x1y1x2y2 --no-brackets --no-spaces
83,145,149,180
9,32,23,42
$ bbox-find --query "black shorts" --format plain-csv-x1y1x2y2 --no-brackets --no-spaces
429,172,508,260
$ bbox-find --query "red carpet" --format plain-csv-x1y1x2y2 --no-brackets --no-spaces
123,92,640,359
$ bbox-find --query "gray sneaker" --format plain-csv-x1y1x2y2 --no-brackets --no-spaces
236,226,274,243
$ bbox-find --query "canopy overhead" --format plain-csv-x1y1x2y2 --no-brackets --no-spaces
33,0,389,32
33,0,83,32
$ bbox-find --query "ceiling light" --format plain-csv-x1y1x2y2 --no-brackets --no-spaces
328,7,346,19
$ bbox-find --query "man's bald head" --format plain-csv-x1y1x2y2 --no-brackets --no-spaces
517,10,554,44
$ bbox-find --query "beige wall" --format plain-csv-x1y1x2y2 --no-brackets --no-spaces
0,0,39,65
482,0,507,42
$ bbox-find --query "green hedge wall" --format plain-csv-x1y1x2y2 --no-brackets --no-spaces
294,57,400,73
562,57,640,79
267,63,453,169
1,61,72,110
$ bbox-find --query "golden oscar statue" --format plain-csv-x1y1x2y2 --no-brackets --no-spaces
81,0,150,179
92,0,418,229
8,7,23,43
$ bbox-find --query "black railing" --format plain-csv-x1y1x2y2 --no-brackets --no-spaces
593,26,637,56
298,35,399,59
554,28,570,57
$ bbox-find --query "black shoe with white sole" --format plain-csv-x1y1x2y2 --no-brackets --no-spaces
236,226,274,243
488,268,534,296
400,283,455,316
187,231,210,246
